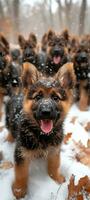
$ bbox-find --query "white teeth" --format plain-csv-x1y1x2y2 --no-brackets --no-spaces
40,131,44,135
88,73,90,78
13,80,17,83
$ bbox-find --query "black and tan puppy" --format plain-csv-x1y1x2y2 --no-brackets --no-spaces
41,30,70,76
0,34,11,119
5,61,23,142
73,40,90,111
11,48,20,61
18,33,39,66
9,62,76,199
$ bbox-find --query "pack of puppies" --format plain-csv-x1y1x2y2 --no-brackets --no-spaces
0,30,89,199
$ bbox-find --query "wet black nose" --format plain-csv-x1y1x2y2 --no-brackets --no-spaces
40,105,53,118
38,100,54,119
54,48,60,55
80,52,87,60
0,60,6,70
24,48,31,57
77,52,88,63
53,47,64,56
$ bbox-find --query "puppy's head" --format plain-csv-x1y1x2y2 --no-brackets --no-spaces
18,33,38,64
22,62,75,135
73,43,90,80
42,30,69,75
10,48,21,62
0,35,11,94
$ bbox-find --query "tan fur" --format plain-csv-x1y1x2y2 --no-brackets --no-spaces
12,145,65,199
47,146,65,183
61,89,74,115
0,93,4,120
22,62,40,87
6,132,15,143
12,159,30,199
79,81,89,111
23,99,33,114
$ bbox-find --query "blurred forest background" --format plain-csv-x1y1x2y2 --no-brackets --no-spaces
0,0,89,44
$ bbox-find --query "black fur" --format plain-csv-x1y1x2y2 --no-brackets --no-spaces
6,92,23,138
6,78,67,164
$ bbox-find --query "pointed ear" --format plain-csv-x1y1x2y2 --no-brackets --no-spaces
41,33,48,51
61,29,70,41
29,33,37,46
71,36,79,52
18,35,26,49
42,33,47,44
22,62,40,89
55,62,76,89
0,34,9,50
47,29,55,41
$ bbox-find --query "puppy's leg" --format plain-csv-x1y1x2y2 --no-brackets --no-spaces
12,147,30,199
5,132,15,142
0,94,4,120
47,147,65,184
79,88,88,111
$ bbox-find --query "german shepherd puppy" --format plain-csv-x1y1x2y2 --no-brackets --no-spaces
11,48,21,62
0,34,11,119
73,40,90,110
41,30,70,76
18,33,39,66
5,61,23,142
11,62,76,199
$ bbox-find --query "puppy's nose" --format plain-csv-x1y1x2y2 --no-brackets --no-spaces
0,60,5,70
79,52,87,62
41,107,51,118
54,47,64,57
25,48,31,57
54,48,60,55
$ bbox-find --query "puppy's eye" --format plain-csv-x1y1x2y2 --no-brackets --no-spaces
51,94,60,101
34,93,43,101
49,41,54,46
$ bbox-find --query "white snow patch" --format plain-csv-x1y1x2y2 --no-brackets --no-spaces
0,103,90,200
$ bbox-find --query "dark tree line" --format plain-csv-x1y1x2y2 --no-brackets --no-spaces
0,0,89,43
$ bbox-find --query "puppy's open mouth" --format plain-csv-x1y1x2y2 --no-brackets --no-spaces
40,120,53,134
53,56,61,64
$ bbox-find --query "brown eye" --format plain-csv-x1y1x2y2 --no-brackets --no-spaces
51,94,60,102
49,41,54,46
34,93,43,101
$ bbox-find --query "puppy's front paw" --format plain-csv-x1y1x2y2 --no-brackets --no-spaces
49,172,65,184
12,181,27,199
57,174,65,184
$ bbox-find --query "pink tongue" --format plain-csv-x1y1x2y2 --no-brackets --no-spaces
40,120,53,134
53,56,61,64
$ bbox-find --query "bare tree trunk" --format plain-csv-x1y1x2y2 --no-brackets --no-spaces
39,0,50,32
65,0,72,30
5,0,14,42
79,0,87,35
0,1,5,31
12,0,20,43
5,0,20,43
56,0,63,29
0,1,5,19
48,0,54,28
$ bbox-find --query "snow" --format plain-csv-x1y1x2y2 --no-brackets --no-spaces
0,103,90,200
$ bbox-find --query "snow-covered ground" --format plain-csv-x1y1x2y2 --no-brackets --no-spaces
0,103,90,200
